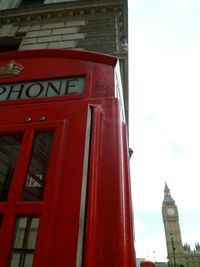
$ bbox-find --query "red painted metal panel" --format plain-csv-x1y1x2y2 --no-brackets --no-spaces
83,99,135,267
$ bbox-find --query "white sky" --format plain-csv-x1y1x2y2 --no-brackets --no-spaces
128,0,200,261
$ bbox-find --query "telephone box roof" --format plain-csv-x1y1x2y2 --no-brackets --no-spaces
0,49,118,67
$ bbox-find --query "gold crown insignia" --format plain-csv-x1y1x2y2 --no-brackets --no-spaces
0,60,24,78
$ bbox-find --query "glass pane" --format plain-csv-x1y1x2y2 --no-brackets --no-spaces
14,218,27,248
10,217,40,267
24,254,33,267
10,253,21,267
10,252,34,267
0,134,23,201
21,132,54,201
28,218,40,249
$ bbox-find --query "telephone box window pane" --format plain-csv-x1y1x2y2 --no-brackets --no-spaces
10,254,21,267
27,218,40,249
24,254,34,267
21,132,54,201
9,217,39,267
0,134,23,201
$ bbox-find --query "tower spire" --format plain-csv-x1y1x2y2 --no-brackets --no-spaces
163,182,175,204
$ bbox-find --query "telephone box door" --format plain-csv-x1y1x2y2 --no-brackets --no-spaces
0,103,90,267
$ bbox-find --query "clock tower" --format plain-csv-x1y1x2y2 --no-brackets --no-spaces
162,183,185,266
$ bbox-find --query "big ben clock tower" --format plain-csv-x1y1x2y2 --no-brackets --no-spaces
162,183,185,266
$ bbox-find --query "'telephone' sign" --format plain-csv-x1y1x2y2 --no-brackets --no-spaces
0,76,85,101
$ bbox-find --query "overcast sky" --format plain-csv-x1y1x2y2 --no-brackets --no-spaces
128,0,200,261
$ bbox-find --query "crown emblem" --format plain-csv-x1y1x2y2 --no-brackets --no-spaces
0,60,24,78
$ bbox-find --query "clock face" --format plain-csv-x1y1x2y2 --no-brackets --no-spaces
167,208,175,216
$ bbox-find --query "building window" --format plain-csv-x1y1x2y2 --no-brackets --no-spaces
18,0,44,8
0,134,23,202
9,217,40,267
21,131,54,201
0,43,21,53
44,0,79,3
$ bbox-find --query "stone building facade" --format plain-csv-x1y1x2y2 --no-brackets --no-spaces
0,0,129,120
162,183,200,267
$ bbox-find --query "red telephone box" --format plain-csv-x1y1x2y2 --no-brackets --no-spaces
0,49,135,267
